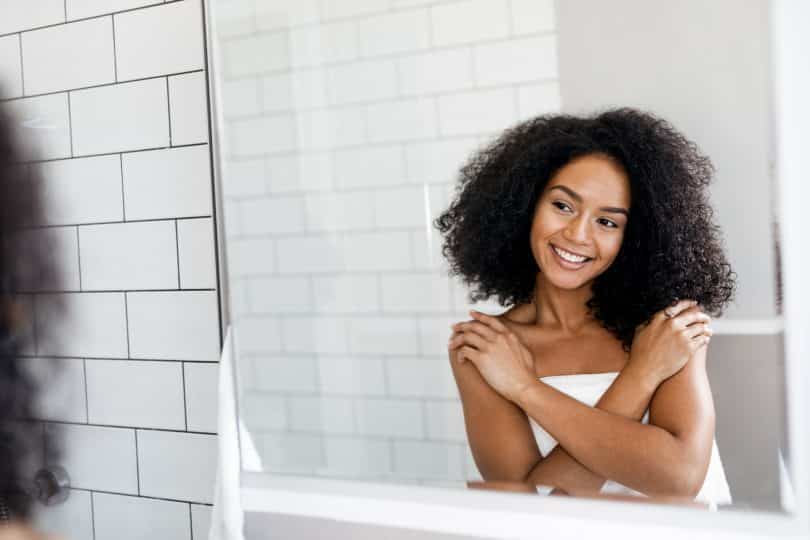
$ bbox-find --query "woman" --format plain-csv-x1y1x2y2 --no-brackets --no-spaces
0,102,61,537
435,109,735,505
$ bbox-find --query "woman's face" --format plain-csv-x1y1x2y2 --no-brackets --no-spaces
530,153,631,291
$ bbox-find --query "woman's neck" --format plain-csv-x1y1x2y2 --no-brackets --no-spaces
532,272,596,336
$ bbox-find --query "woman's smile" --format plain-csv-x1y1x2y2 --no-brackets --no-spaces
549,243,592,269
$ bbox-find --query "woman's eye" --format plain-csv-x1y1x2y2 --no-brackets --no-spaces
552,201,572,212
598,218,618,229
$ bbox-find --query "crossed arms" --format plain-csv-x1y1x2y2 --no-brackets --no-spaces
449,323,716,497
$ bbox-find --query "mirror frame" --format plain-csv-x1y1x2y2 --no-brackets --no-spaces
204,0,810,537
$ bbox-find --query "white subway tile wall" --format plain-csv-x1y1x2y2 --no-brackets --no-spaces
85,359,186,429
113,1,205,81
21,18,116,95
0,1,218,537
70,78,171,156
4,93,72,160
33,489,94,540
91,493,192,540
218,0,559,484
34,155,125,226
127,291,220,361
48,423,139,494
137,430,218,503
79,221,179,290
191,504,213,540
0,36,23,98
0,1,64,35
184,362,219,433
168,71,210,145
29,357,88,423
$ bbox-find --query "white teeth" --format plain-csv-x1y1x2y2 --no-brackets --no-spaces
553,246,588,263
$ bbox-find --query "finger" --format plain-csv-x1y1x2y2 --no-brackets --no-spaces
684,322,713,339
660,299,699,320
453,320,499,342
689,334,711,351
449,329,490,352
469,310,509,333
675,308,711,327
458,345,482,365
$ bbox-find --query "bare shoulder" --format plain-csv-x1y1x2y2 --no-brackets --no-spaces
500,302,536,324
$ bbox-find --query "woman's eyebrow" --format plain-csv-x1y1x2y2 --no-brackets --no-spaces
548,185,629,217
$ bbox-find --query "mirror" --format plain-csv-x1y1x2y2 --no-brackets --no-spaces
209,0,789,514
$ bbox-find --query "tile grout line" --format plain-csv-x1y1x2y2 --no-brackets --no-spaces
67,92,74,157
20,287,216,295
181,362,189,431
21,354,221,365
175,220,182,288
16,141,208,165
30,213,213,230
43,418,217,435
75,226,82,291
123,293,131,358
71,486,212,507
188,503,194,540
89,491,96,540
0,69,206,104
166,77,173,146
82,358,90,423
17,33,24,96
0,0,185,40
134,429,141,495
119,154,127,220
111,14,118,82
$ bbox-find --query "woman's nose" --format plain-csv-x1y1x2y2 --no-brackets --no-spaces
563,216,590,244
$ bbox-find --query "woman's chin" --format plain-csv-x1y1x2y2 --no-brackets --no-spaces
540,268,595,291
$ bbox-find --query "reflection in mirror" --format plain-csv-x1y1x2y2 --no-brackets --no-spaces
210,0,787,514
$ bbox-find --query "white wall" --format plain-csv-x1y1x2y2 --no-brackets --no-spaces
555,0,777,320
212,0,559,484
0,2,221,539
554,0,783,508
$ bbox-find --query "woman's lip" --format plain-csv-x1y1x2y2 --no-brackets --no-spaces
550,243,591,260
549,244,591,268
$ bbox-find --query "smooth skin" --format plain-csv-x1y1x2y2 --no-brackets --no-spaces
448,154,716,497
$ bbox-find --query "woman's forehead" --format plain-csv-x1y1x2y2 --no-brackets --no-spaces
546,155,631,208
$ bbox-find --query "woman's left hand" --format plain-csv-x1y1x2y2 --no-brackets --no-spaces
449,310,537,402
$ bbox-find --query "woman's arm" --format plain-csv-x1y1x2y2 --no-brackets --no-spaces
515,345,715,496
448,303,547,481
524,363,657,492
452,302,713,495
449,349,541,481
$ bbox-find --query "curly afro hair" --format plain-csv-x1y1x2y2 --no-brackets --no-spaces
435,108,736,350
0,99,62,518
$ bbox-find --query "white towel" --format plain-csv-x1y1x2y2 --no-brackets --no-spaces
209,327,262,540
527,372,732,508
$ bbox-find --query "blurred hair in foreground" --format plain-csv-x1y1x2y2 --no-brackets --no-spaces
0,87,62,519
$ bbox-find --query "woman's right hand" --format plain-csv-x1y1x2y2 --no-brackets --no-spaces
627,299,712,388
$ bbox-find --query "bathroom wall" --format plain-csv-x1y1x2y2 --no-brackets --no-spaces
555,0,783,509
0,1,221,539
213,0,559,485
